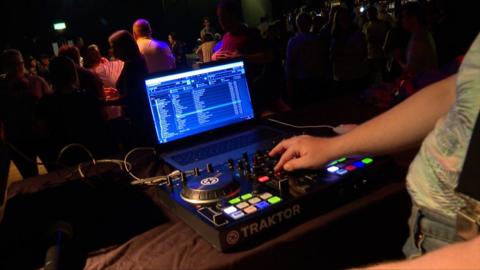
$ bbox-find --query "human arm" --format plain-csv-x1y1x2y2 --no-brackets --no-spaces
270,74,457,171
195,45,203,56
213,28,274,64
360,234,480,269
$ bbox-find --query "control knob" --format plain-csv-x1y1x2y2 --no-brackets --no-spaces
206,163,214,173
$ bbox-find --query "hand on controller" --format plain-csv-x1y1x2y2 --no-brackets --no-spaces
269,135,339,172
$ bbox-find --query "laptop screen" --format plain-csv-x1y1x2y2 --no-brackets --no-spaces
144,60,255,144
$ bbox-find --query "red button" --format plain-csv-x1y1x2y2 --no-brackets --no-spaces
345,165,356,171
258,176,270,183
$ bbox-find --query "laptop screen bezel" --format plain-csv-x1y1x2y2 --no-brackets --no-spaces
144,58,259,151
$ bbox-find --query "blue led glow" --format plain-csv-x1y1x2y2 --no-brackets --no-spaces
230,211,245,220
255,201,270,210
353,161,365,168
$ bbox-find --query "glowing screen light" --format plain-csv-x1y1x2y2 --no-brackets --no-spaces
53,22,66,31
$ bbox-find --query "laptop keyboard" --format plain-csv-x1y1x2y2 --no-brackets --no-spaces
170,128,283,166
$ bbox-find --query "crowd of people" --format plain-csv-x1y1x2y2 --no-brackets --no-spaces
0,0,474,195
1,0,479,267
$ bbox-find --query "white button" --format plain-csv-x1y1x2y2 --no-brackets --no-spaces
248,197,261,204
223,206,237,215
327,166,339,173
236,202,250,209
259,192,273,200
230,211,245,220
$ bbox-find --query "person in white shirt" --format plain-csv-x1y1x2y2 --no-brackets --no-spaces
83,44,124,89
132,19,175,73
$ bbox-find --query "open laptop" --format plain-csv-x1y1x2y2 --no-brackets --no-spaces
144,59,288,171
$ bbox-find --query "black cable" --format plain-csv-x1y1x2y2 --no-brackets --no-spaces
5,141,178,186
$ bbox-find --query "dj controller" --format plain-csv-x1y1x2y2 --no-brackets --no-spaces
157,149,396,251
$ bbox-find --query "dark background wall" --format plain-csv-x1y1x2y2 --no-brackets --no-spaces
1,0,478,61
0,0,220,57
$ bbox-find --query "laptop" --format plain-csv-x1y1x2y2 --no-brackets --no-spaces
144,59,289,171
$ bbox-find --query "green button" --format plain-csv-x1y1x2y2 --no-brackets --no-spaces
337,157,347,162
229,197,241,205
241,193,253,200
328,160,338,166
267,196,282,205
362,158,373,164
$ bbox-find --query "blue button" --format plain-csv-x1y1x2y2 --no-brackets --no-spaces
255,201,270,210
230,211,245,220
336,169,348,175
353,161,365,168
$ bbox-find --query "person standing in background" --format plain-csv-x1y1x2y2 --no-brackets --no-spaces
200,17,216,40
0,50,51,178
168,32,187,68
109,30,155,148
195,33,216,63
399,2,437,77
132,19,175,73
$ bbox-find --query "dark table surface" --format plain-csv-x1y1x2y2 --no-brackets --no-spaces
0,95,415,270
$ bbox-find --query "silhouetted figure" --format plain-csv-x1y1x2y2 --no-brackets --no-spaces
36,56,112,168
286,12,330,108
399,2,437,77
58,45,104,99
363,6,389,84
168,32,187,68
431,0,478,68
37,54,50,82
200,17,216,40
212,0,288,114
25,56,38,76
383,14,411,82
378,3,395,27
0,49,50,178
330,7,369,94
109,30,155,148
258,16,270,39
